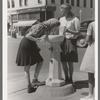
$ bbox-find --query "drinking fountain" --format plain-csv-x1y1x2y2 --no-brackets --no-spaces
46,35,65,86
35,35,75,98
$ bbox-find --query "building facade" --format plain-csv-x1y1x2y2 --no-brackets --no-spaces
7,0,95,35
8,0,95,22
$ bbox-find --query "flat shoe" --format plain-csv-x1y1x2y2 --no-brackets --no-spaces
32,79,43,86
27,85,37,93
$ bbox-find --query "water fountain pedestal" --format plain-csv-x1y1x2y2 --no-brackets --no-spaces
46,35,65,86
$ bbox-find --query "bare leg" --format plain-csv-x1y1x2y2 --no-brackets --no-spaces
68,62,73,82
24,66,38,93
88,72,94,97
80,73,94,99
33,61,43,79
24,65,31,86
62,62,69,81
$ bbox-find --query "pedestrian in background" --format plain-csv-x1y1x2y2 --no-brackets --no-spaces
80,21,95,100
11,27,17,38
16,18,60,93
59,3,80,84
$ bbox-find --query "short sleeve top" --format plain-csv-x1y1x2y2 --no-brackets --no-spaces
59,17,80,39
87,21,95,43
26,23,48,38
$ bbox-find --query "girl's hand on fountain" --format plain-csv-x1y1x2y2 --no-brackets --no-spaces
37,35,46,43
39,38,46,43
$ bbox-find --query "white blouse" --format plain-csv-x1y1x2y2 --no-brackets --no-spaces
59,17,80,39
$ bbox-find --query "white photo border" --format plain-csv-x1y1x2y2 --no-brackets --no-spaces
3,0,98,100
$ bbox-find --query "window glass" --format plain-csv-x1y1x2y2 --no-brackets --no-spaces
66,0,69,3
77,0,80,7
12,0,15,8
24,0,28,6
61,0,64,5
51,0,55,4
8,0,10,8
38,0,42,3
19,0,23,6
71,0,74,6
83,0,86,7
90,0,93,8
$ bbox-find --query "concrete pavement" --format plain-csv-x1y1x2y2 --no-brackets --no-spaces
8,70,89,100
7,36,89,100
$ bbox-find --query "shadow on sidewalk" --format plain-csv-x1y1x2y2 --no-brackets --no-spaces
74,80,88,89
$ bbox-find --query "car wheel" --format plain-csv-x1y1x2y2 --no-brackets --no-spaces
76,37,88,48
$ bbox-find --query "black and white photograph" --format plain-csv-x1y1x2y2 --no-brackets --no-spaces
3,0,98,100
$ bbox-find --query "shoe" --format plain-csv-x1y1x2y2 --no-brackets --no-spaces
27,85,37,93
65,78,73,84
69,78,73,83
32,79,42,86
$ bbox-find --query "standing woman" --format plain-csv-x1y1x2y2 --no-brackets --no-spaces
80,21,95,100
59,3,80,84
16,18,60,93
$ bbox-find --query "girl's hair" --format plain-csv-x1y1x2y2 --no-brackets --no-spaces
43,18,60,31
61,3,74,18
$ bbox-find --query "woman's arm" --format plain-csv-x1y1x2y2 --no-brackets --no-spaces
25,32,40,42
85,22,94,45
85,35,91,44
65,29,80,35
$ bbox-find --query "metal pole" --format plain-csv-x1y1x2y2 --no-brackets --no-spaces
45,0,47,21
17,13,20,36
45,9,46,21
79,9,82,23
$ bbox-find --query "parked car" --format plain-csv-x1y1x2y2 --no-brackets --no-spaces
76,19,94,48
80,19,94,32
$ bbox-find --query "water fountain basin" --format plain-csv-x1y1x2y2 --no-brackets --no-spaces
47,35,64,43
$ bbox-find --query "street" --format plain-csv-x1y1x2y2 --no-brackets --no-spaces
7,37,86,80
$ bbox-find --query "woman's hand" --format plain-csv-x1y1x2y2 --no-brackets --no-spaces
65,28,80,35
65,29,70,32
37,36,46,43
39,39,46,43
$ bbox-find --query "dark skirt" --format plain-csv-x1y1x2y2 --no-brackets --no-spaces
60,38,78,62
16,37,43,66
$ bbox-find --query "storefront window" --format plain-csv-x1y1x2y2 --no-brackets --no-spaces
11,14,17,21
29,13,39,20
18,14,29,21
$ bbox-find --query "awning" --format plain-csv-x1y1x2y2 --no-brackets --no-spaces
13,20,39,27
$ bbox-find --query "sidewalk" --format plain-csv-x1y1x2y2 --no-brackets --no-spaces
8,71,89,100
8,35,23,38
